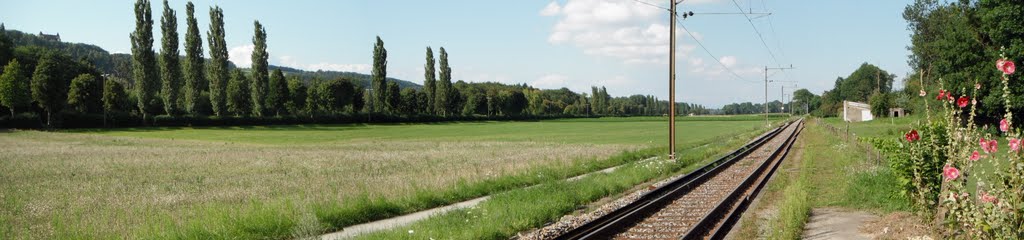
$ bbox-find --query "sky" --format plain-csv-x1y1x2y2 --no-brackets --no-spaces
0,0,914,108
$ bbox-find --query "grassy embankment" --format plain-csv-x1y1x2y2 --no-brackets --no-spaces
356,118,786,239
734,117,912,239
0,116,781,239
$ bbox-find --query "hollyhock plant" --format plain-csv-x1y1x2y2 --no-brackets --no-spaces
1000,118,1009,132
943,165,960,181
980,192,998,204
905,130,920,142
997,58,1016,75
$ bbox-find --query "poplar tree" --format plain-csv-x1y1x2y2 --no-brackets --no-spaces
435,47,452,116
0,59,29,117
371,36,387,112
159,0,181,115
250,21,269,116
207,6,228,116
182,1,204,115
423,47,436,114
131,0,159,122
267,69,288,116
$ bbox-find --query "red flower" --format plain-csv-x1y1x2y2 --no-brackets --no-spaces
997,59,1016,75
905,130,920,142
943,165,960,181
1001,118,1010,132
957,96,969,108
970,151,981,161
936,90,947,101
981,192,999,204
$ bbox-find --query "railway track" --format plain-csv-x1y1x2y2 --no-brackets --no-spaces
553,119,804,240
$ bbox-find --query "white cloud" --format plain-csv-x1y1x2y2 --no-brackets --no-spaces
228,44,254,67
541,0,703,65
540,2,561,16
719,55,737,68
532,74,569,89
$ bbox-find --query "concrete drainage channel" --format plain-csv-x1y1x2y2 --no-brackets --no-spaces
319,156,661,240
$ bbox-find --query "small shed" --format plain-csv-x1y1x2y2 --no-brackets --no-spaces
843,101,873,122
889,108,905,118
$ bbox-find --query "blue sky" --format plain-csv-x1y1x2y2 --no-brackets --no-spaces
1,0,913,107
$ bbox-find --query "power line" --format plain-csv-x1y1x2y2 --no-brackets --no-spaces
630,0,669,11
730,0,780,68
675,15,758,84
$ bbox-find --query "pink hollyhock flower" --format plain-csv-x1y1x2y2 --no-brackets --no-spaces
1001,119,1010,132
943,165,960,181
997,59,1016,75
989,139,999,153
958,96,969,108
919,90,926,97
981,192,998,204
1011,138,1020,152
937,90,947,100
970,151,981,161
905,130,920,142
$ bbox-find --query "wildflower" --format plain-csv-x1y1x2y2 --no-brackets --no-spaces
1011,138,1020,152
997,58,1016,75
981,192,999,204
957,96,969,108
943,165,960,181
1001,118,1010,132
905,130,920,142
919,89,927,97
970,151,981,161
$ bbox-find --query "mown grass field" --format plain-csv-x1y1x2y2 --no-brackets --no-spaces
0,116,776,239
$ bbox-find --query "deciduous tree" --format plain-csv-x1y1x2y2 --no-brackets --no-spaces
0,59,29,117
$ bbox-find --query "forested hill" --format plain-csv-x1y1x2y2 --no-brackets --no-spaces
268,65,421,89
5,28,421,89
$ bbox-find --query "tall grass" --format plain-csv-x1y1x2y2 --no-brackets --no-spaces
356,125,772,239
0,117,768,239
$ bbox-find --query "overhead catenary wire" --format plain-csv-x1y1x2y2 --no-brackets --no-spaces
730,0,781,68
630,0,669,11
675,15,759,84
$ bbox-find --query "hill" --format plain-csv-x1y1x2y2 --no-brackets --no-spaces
5,28,421,89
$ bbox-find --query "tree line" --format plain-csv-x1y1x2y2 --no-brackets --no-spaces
0,0,712,128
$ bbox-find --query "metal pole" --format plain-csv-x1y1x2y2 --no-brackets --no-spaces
669,0,677,160
764,66,768,126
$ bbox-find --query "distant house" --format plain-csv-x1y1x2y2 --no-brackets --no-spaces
843,101,873,122
38,32,60,42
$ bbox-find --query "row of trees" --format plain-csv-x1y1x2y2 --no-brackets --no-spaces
0,0,716,128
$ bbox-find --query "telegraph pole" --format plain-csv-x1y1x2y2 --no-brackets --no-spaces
669,0,677,159
764,65,793,126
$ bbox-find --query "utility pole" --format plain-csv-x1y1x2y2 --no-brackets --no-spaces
764,65,793,126
669,0,677,160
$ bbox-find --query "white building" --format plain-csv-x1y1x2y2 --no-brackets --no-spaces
843,101,873,122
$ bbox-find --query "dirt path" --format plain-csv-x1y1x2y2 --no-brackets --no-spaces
318,157,659,239
802,208,879,240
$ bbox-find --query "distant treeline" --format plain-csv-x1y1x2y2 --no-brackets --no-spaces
0,0,712,129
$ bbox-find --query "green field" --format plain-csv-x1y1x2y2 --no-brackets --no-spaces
0,116,772,239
